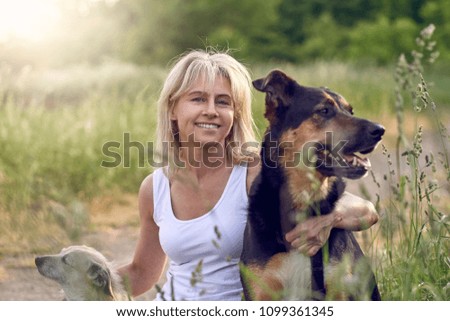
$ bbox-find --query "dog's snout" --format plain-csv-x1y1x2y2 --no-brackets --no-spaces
34,256,46,268
369,123,385,139
35,256,45,267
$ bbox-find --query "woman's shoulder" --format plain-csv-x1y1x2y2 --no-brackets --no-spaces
138,171,156,219
141,167,168,189
140,172,154,192
139,167,170,211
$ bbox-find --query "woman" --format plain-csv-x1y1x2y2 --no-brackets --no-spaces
118,49,378,300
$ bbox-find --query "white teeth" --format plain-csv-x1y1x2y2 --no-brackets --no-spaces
197,123,219,129
352,157,358,166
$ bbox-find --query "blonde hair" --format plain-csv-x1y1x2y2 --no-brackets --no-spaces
155,49,257,167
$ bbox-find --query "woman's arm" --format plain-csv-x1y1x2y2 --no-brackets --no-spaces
246,163,378,257
118,174,167,297
285,192,379,256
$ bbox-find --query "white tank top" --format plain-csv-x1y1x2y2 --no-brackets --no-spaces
152,165,248,301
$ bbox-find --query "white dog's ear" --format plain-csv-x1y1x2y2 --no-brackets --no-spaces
87,263,114,299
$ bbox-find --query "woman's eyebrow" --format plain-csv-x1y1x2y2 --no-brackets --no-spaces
186,90,206,96
216,94,232,99
186,91,231,98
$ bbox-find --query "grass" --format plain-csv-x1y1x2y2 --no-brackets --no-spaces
0,40,449,299
0,63,163,254
368,29,450,300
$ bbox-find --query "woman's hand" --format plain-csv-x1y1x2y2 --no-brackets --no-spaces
285,192,379,256
285,213,339,256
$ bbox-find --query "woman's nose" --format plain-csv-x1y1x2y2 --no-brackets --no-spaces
203,100,219,118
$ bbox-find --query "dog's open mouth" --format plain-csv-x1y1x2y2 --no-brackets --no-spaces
316,146,375,179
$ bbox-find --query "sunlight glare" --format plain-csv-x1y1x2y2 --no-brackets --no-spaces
0,0,60,43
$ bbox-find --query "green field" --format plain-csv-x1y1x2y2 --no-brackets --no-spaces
0,58,449,300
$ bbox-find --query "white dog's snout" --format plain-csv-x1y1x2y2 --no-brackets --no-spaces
35,256,47,268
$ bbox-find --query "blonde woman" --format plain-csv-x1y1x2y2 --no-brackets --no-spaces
118,49,379,300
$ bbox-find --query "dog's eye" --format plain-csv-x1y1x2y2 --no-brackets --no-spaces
320,107,330,115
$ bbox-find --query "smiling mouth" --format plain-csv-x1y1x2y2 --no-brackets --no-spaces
196,123,220,129
316,145,377,179
322,150,372,169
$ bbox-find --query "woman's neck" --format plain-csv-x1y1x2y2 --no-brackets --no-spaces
173,142,232,180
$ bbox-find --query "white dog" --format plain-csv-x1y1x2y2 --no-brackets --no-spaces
35,245,128,300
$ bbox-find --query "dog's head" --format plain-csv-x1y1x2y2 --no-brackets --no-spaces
35,245,116,300
254,70,384,179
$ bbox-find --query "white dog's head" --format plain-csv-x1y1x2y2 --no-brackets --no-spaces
35,245,124,300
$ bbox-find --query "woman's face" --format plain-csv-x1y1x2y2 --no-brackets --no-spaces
171,74,235,148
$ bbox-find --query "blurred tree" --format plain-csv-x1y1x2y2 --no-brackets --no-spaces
113,0,180,64
345,16,418,64
277,0,380,45
185,0,292,62
66,0,450,65
296,13,348,61
115,0,287,64
379,0,426,23
0,0,448,67
331,0,381,25
421,0,450,60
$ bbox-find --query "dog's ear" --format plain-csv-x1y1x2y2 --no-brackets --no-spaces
87,263,115,299
253,69,294,105
253,70,295,123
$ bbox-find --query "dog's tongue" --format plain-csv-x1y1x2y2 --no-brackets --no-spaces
344,154,371,168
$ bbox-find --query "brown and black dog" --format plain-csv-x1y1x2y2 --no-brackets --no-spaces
240,70,384,300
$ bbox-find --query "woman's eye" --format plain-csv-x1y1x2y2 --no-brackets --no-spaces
192,97,205,102
217,99,231,106
216,96,232,107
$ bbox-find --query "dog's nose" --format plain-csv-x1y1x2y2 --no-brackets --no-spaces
35,256,43,267
369,123,385,139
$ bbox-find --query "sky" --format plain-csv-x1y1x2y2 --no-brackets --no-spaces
0,0,63,43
